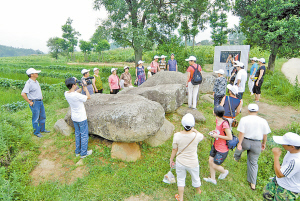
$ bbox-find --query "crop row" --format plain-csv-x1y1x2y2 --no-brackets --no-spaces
1,101,27,112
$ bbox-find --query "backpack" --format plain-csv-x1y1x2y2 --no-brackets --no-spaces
191,64,202,85
222,120,239,150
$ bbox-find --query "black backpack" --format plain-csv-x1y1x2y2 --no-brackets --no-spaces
191,64,202,85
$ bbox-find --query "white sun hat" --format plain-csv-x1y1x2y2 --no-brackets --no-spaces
273,132,300,146
81,69,90,75
26,68,41,75
214,69,225,75
185,56,196,61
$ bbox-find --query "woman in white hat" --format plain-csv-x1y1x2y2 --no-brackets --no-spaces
150,55,160,75
135,60,146,86
170,113,204,201
81,69,94,95
120,66,132,88
159,55,167,71
220,84,242,128
147,66,152,79
248,57,258,95
92,68,103,93
108,68,120,94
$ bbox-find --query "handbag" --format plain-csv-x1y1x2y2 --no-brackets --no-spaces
227,96,239,127
221,121,239,150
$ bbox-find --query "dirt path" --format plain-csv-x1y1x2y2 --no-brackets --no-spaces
281,58,300,85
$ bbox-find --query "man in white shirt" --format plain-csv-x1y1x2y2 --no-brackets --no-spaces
263,132,300,200
234,62,247,100
64,77,93,159
234,104,271,190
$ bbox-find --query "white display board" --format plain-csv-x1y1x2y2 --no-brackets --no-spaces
213,45,250,72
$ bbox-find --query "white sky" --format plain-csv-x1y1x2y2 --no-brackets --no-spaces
0,0,239,53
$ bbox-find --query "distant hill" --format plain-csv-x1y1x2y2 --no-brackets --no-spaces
0,45,44,57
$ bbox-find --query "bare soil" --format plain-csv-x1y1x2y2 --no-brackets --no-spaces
124,193,153,201
281,58,300,85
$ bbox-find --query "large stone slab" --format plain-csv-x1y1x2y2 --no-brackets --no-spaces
144,119,175,147
198,72,217,94
200,94,214,104
140,71,186,87
111,142,141,162
64,94,165,142
54,119,74,136
176,106,206,122
119,84,185,113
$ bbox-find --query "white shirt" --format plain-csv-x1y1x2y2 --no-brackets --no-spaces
64,91,87,122
22,78,43,100
276,151,300,193
237,115,271,140
234,69,247,93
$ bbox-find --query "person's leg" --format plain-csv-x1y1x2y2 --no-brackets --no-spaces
248,78,254,95
192,84,199,109
263,178,278,200
212,151,228,175
188,82,193,108
247,141,261,187
208,156,217,180
79,120,89,156
29,100,41,135
73,121,81,155
39,101,46,132
187,166,201,195
176,162,186,201
234,138,250,161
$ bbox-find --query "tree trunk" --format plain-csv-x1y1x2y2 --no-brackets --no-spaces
134,46,143,67
185,36,187,50
268,43,279,71
192,36,195,52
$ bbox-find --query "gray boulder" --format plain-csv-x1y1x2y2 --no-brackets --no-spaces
199,72,217,94
200,94,214,104
119,84,186,113
54,119,74,136
140,71,186,87
64,94,165,142
144,119,175,147
176,106,206,122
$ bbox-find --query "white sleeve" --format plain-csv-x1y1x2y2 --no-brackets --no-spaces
76,92,88,102
237,117,245,133
263,120,271,134
172,133,178,149
22,81,30,94
280,159,300,178
236,71,242,80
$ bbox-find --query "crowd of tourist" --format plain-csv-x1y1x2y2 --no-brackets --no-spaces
21,53,299,201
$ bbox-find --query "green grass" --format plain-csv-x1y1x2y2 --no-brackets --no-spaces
0,87,23,105
0,73,65,84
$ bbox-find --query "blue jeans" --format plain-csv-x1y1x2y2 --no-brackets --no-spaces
29,100,46,135
73,119,89,156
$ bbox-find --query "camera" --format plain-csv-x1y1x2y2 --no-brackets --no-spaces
76,77,94,86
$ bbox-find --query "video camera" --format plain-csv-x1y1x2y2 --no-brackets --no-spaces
76,77,94,86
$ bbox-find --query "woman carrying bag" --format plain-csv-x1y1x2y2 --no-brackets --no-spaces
169,113,204,201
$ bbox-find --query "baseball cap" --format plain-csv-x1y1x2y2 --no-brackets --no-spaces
93,68,99,72
185,56,196,61
258,58,266,63
154,55,160,59
233,61,244,67
111,68,118,73
250,57,258,61
138,60,144,64
227,84,238,95
214,69,225,75
181,113,195,130
273,132,300,146
124,66,129,70
161,55,167,58
248,104,259,112
81,69,90,75
26,68,41,75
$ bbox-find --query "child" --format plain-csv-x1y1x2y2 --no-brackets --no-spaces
147,66,152,79
204,105,232,185
213,69,227,106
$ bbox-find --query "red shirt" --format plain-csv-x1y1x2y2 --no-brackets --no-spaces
214,119,230,152
187,63,202,82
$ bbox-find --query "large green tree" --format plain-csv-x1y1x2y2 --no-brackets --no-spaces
46,37,67,59
79,40,93,61
62,18,81,61
234,0,300,71
95,39,110,61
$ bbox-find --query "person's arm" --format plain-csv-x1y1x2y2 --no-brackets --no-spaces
237,79,241,87
170,148,178,168
251,66,257,77
144,68,146,80
176,63,178,72
235,101,242,116
237,131,244,150
21,92,33,106
261,134,267,150
135,68,137,77
272,148,285,178
220,96,226,106
212,127,232,140
256,69,264,86
186,71,190,87
108,76,113,92
157,63,161,72
167,61,169,71
226,57,229,63
82,80,91,99
92,77,98,92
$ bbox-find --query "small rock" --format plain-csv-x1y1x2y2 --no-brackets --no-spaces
176,106,206,122
54,119,74,136
76,159,84,166
111,142,141,162
144,119,175,147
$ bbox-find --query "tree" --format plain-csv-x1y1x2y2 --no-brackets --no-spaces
46,37,67,59
79,40,93,61
90,26,109,45
234,0,300,71
228,25,246,45
62,18,81,61
93,0,209,65
95,39,110,61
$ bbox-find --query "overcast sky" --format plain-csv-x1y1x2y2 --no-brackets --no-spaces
0,0,239,53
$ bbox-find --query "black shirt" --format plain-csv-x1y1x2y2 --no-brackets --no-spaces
255,65,266,79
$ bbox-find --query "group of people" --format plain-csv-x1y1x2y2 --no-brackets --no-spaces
21,53,299,200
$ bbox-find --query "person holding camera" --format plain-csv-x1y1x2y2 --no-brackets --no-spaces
81,69,94,95
64,77,93,159
170,113,204,201
21,68,50,138
203,105,232,185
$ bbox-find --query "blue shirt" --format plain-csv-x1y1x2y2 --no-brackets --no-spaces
250,63,258,76
167,59,177,71
224,96,240,117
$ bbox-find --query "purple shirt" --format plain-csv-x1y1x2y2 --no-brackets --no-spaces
168,59,177,71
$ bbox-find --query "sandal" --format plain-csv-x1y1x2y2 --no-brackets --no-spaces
250,183,256,190
175,194,181,201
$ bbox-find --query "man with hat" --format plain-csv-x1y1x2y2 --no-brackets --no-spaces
234,104,271,190
167,53,178,72
21,68,50,137
263,132,300,200
185,56,202,110
248,57,258,95
213,69,227,106
253,58,266,102
234,61,247,101
81,69,94,95
159,55,167,71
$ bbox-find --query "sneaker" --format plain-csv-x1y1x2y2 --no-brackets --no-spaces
192,108,197,110
203,177,217,185
36,134,43,138
76,154,80,157
218,170,229,180
80,150,93,159
41,130,51,133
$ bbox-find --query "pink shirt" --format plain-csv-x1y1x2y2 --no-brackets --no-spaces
214,119,230,153
150,60,159,73
108,75,120,90
187,63,202,82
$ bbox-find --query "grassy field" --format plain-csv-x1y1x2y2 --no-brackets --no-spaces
0,52,299,201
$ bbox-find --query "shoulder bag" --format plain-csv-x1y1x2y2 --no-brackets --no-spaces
176,132,197,156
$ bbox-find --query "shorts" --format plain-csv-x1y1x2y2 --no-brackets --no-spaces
253,79,263,94
176,162,201,187
263,177,299,200
209,145,228,165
